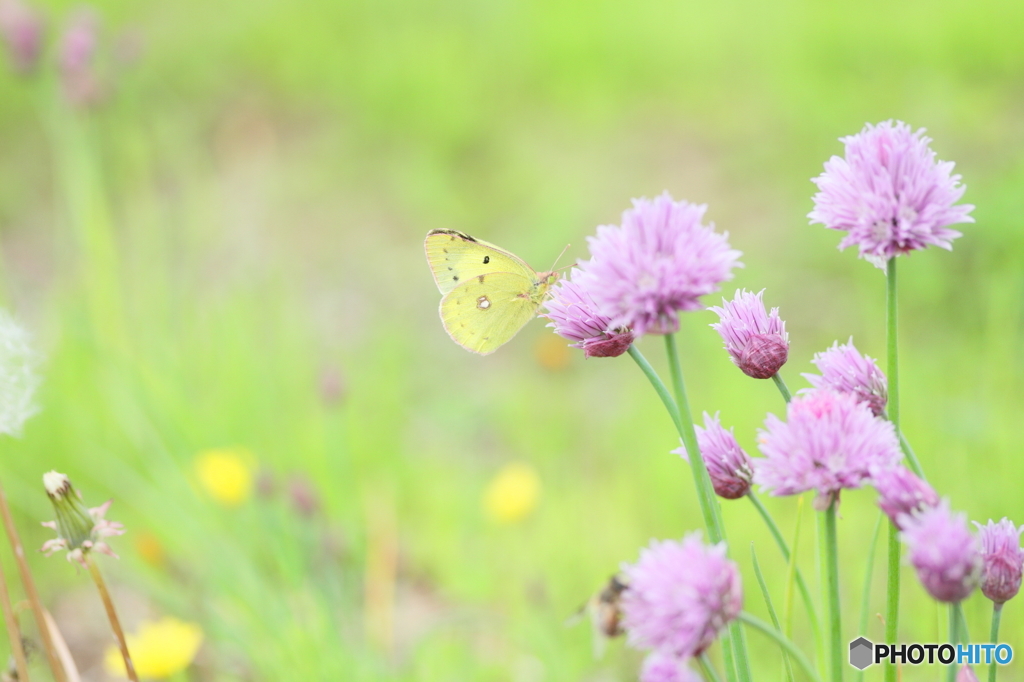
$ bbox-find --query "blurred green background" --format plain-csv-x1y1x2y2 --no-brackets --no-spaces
1,0,1023,679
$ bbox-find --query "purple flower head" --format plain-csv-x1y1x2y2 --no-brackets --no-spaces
900,499,981,603
957,667,978,682
803,339,888,417
574,192,742,337
870,465,939,530
673,412,754,500
973,518,1024,604
709,289,788,379
754,389,902,508
58,9,103,107
542,273,634,358
640,651,701,682
0,0,43,74
621,533,742,659
809,120,974,261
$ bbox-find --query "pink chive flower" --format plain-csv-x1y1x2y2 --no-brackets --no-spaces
957,667,979,682
809,120,974,261
870,465,939,530
41,471,124,568
709,289,788,379
803,339,888,417
900,500,981,603
973,518,1024,604
58,9,102,107
542,273,634,358
640,651,701,682
574,192,742,337
620,533,742,660
0,0,43,74
754,390,902,509
673,412,753,500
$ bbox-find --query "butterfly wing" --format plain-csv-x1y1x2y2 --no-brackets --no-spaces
425,229,537,295
439,272,543,355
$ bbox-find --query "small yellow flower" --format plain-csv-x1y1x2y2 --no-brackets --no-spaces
195,447,254,506
534,334,573,371
134,531,165,569
483,462,541,524
104,617,203,679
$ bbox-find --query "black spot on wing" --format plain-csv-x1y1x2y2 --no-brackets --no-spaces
483,255,490,264
453,275,459,282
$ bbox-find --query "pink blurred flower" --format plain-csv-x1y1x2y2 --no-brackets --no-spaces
640,650,701,682
900,500,981,603
709,289,788,379
754,390,902,508
973,518,1024,604
0,0,43,74
621,533,742,659
574,192,742,336
673,412,753,500
542,273,634,358
870,465,938,530
809,120,974,261
957,666,979,682
58,9,102,107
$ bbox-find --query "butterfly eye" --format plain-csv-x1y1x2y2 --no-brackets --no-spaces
483,256,490,264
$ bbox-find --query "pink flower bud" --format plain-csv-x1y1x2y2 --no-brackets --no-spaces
709,289,788,379
974,518,1024,604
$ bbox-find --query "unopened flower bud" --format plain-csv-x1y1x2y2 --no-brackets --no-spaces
673,413,753,499
709,290,788,379
974,518,1024,605
42,470,124,567
900,500,981,603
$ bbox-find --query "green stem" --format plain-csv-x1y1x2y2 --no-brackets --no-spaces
747,493,821,644
884,257,900,682
751,543,795,682
771,372,793,402
824,501,843,682
739,612,823,682
627,345,685,435
855,513,884,682
897,430,925,480
989,603,1002,682
700,653,724,682
663,334,723,543
947,603,959,682
955,601,970,644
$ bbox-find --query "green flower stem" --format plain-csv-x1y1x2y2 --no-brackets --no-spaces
719,625,739,682
954,601,971,644
751,543,795,682
700,653,724,682
884,257,900,682
824,501,843,682
855,513,884,682
664,334,753,682
629,342,746,682
989,603,1003,682
947,603,959,682
747,493,821,645
771,372,793,402
739,611,823,682
663,334,724,542
627,345,685,436
897,430,925,480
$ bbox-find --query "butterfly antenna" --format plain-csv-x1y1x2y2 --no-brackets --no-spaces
550,243,573,273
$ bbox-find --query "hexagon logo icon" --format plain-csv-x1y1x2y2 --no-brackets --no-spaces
849,637,874,670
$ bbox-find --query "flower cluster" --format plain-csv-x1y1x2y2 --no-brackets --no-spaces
543,275,634,358
754,389,902,508
573,192,741,336
41,471,124,567
620,534,741,667
900,500,980,603
809,120,974,261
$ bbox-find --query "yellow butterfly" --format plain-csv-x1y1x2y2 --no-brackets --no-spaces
424,229,559,355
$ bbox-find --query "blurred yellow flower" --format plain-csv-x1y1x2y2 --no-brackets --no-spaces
483,462,541,524
534,334,572,371
195,447,253,506
104,617,203,679
134,530,165,569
